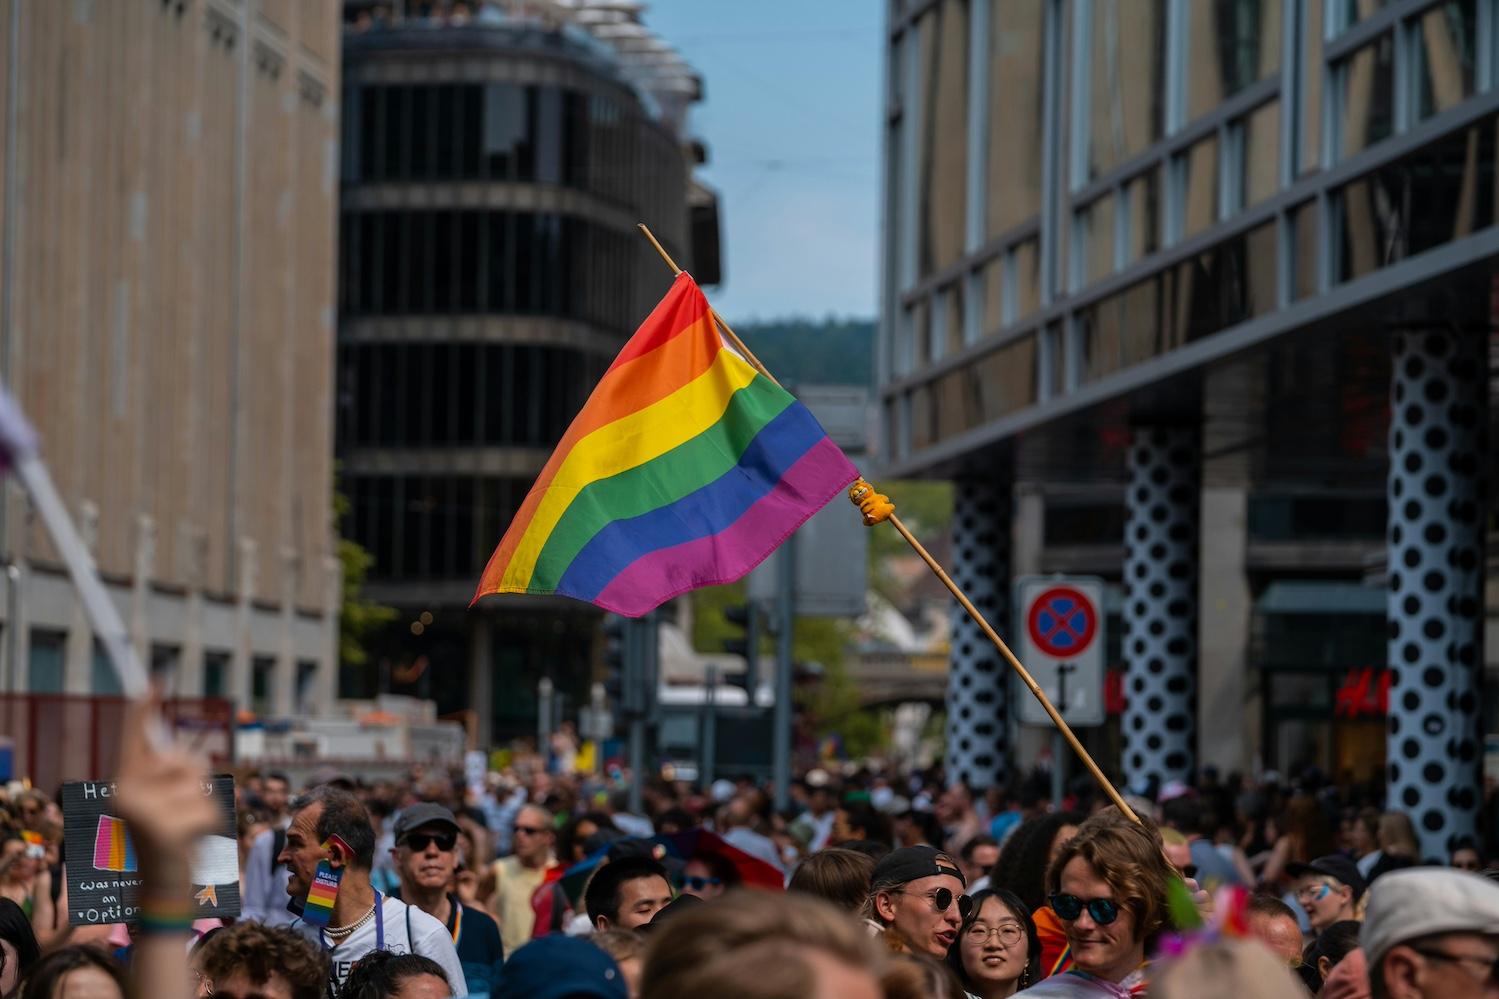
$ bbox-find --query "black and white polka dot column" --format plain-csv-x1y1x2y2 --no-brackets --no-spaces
1386,328,1486,860
1123,428,1200,790
947,480,1011,790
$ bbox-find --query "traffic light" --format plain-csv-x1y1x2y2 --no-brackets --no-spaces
602,614,627,709
721,603,758,691
602,614,650,715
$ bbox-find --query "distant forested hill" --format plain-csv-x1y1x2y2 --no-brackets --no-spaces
732,317,875,387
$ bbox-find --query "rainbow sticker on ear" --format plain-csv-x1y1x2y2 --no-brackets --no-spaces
301,836,352,927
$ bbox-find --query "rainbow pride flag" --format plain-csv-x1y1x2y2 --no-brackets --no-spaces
92,815,137,873
474,273,858,616
301,864,341,926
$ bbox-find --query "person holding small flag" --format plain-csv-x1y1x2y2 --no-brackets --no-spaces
278,786,466,997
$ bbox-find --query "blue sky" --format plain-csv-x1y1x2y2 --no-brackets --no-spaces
641,3,884,323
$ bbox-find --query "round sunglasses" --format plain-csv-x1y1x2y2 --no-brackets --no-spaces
683,875,722,891
896,886,974,920
1049,892,1120,925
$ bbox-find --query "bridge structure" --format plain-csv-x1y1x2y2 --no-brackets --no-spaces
847,650,948,708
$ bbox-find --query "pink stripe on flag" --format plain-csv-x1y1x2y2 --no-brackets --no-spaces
592,438,855,616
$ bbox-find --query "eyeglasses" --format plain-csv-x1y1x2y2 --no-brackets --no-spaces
965,922,1025,947
1049,892,1121,925
683,876,722,891
1412,947,1499,984
512,824,548,837
400,832,456,853
1294,881,1335,902
895,886,973,920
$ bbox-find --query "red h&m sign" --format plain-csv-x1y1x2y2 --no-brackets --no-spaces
1334,668,1390,719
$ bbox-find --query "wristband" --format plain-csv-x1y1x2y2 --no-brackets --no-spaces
135,897,195,934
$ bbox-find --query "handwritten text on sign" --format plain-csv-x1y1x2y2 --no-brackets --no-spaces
61,776,240,925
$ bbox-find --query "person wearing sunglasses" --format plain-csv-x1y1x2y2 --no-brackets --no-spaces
866,845,971,958
1023,810,1177,996
680,853,739,901
391,803,505,996
487,803,557,956
1363,866,1499,999
1288,855,1365,933
946,888,1038,999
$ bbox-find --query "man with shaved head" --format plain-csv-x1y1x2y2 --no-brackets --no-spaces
488,803,557,955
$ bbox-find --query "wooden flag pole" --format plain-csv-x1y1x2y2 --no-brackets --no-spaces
636,224,783,389
635,223,1140,825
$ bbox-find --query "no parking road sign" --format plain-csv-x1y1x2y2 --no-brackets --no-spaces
1016,577,1106,727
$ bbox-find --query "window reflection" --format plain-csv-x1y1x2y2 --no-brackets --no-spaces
907,333,1038,450
1078,221,1274,382
987,2,1044,235
1080,277,1166,383
1335,118,1497,282
1187,0,1281,123
1177,220,1276,339
1339,35,1394,158
1240,101,1279,208
1414,0,1476,121
981,255,1006,335
1289,200,1319,301
1300,0,1325,175
972,335,1037,423
917,0,968,277
1015,238,1041,318
911,384,934,450
1339,0,1394,30
1088,0,1166,181
1080,195,1116,287
1180,135,1220,239
1124,170,1161,265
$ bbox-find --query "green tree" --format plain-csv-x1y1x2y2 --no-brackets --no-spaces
867,479,952,603
334,486,398,672
690,583,888,759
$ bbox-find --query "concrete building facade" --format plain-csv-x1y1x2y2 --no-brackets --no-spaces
882,0,1498,856
0,0,344,715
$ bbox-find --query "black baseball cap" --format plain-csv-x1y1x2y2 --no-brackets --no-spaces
392,803,461,842
1287,854,1367,899
872,844,966,888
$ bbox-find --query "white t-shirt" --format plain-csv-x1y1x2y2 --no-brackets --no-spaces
290,894,468,997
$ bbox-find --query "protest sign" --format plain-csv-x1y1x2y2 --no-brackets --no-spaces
60,774,239,924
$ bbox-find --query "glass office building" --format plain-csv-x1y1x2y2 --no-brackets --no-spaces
337,3,717,743
881,0,1497,856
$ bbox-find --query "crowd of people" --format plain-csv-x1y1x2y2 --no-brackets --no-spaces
0,718,1496,998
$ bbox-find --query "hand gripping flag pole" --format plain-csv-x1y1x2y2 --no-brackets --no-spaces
635,223,1140,825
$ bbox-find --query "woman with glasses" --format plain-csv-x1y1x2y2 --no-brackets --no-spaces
946,889,1038,999
1021,810,1178,996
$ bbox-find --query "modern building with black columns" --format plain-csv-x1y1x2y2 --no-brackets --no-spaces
336,1,719,744
880,0,1496,857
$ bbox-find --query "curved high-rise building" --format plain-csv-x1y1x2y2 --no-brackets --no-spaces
337,2,717,742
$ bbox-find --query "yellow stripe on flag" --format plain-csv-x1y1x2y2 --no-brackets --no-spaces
500,347,759,590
